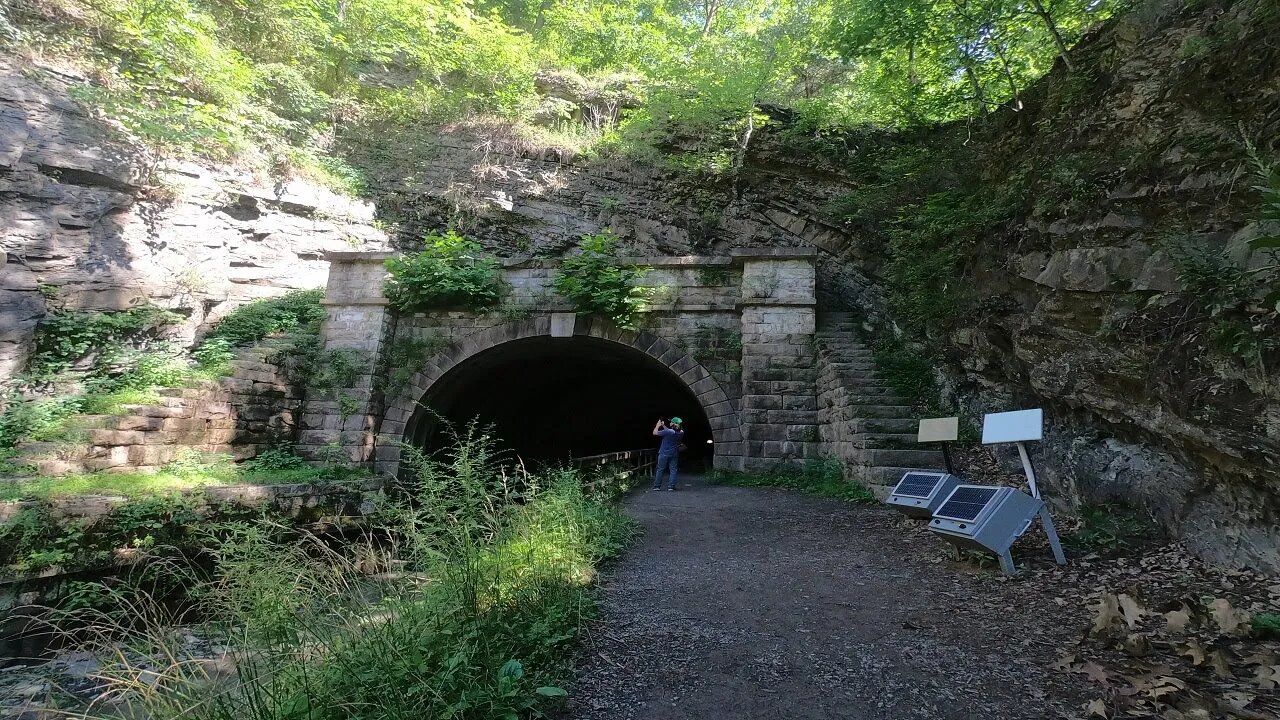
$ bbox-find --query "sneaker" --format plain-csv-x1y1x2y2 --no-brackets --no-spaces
666,487,678,491
649,486,661,491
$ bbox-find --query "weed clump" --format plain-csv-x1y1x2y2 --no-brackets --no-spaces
711,458,874,504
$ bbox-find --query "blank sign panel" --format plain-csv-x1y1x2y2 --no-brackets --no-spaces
981,409,1043,444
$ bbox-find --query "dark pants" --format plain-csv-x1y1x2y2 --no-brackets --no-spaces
654,453,678,489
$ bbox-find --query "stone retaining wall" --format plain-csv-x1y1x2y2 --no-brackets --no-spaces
13,352,302,476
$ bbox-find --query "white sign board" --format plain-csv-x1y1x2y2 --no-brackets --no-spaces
981,408,1043,444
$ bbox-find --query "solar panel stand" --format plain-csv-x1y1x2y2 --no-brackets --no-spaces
976,410,1068,572
1016,442,1040,499
1039,505,1067,566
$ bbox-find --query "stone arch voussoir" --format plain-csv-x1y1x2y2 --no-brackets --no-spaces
373,314,742,475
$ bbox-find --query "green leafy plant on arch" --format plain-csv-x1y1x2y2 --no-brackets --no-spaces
384,231,508,313
553,231,653,330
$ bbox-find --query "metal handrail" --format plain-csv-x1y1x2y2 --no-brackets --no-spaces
571,448,659,490
571,447,659,471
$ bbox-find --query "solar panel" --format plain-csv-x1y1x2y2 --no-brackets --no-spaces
935,486,998,521
886,471,962,518
929,485,1066,576
894,472,945,498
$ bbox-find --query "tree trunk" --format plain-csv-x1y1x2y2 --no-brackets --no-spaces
732,106,755,198
992,43,1023,111
963,64,987,114
701,0,720,35
1029,0,1074,71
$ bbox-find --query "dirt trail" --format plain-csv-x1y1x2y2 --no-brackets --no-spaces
568,475,1093,720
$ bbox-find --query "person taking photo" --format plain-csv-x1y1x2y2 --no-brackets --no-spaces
651,417,685,491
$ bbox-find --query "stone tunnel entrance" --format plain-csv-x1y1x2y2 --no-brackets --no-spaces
404,335,715,468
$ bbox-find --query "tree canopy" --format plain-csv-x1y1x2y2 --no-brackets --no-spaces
3,0,1118,184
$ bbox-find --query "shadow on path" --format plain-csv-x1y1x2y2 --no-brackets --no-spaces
568,475,1091,720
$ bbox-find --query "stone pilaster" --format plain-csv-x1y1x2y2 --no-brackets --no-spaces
733,248,819,471
298,252,395,464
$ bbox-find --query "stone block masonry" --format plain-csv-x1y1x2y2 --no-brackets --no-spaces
737,253,820,470
11,351,303,476
814,312,943,494
310,248,821,476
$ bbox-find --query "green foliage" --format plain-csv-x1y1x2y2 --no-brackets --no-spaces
384,232,508,313
382,333,454,396
871,338,938,408
28,306,182,379
201,289,327,349
1066,503,1161,555
0,447,369,503
1253,612,1280,639
553,231,653,330
313,349,367,392
827,0,1119,125
711,458,875,503
49,431,632,719
886,187,1015,336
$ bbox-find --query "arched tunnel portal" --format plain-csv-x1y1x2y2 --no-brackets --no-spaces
399,332,731,470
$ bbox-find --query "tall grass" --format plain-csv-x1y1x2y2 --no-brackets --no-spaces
48,429,633,719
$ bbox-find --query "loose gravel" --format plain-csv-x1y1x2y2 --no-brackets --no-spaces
566,476,1095,720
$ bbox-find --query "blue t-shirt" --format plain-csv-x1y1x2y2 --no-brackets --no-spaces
656,427,684,455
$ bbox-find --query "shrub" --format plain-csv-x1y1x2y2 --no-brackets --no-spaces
60,432,632,719
384,231,508,313
0,394,82,448
27,305,183,378
553,231,652,330
201,289,327,348
1067,503,1161,554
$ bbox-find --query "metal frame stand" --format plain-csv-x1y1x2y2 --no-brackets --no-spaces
1014,443,1067,569
998,550,1016,576
1039,506,1067,566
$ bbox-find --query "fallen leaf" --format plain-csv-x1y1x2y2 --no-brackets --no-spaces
1221,691,1254,710
1164,608,1191,633
1086,699,1108,718
1207,648,1233,678
1119,593,1145,628
1079,661,1111,685
1179,640,1207,665
1148,676,1186,700
1242,650,1277,667
1254,665,1278,690
1052,653,1078,672
1208,598,1250,637
1123,633,1153,657
1093,594,1124,635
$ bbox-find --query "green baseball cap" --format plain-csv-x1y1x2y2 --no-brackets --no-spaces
670,416,683,424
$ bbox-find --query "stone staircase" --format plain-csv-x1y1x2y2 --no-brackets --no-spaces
815,312,945,497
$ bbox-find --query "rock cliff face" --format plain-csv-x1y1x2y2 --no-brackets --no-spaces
936,0,1280,571
340,1,1279,571
0,58,386,378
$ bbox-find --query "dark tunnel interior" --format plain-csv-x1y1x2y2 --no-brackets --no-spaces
404,336,715,469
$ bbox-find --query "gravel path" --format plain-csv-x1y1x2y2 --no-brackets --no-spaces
567,475,1094,720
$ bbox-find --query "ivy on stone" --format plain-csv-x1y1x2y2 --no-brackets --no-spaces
553,231,652,330
384,231,508,313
